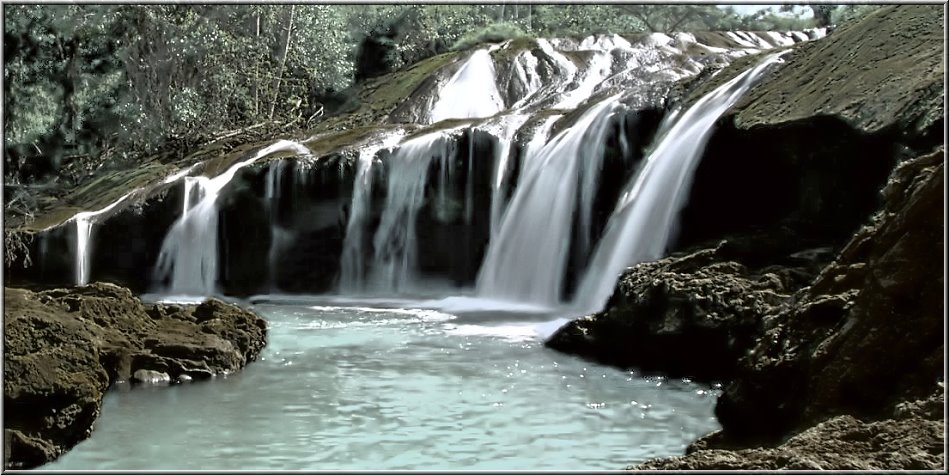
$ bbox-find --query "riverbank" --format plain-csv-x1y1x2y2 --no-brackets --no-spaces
3,282,267,469
630,146,944,470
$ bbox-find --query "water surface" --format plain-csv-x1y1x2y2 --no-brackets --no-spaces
42,302,720,470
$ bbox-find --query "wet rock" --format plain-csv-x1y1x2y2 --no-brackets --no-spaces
131,369,171,385
634,389,944,470
546,238,828,382
714,147,944,440
2,282,267,469
634,147,944,469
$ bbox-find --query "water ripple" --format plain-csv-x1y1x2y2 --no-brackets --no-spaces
42,304,720,470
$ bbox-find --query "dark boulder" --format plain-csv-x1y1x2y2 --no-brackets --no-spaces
3,282,268,469
714,147,944,440
635,387,944,470
546,236,830,382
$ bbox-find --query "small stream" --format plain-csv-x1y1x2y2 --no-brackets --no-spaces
41,302,720,470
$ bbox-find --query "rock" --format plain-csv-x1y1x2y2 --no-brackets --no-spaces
714,147,944,440
734,6,943,140
2,282,268,469
4,430,57,471
131,369,171,385
676,6,943,145
633,147,944,469
633,389,944,470
546,239,828,382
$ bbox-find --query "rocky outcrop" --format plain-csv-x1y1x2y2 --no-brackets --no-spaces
3,282,267,469
713,146,944,440
635,387,944,470
681,6,943,145
630,146,944,469
546,235,833,381
733,6,943,143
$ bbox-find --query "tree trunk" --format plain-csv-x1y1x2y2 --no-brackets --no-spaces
254,13,260,117
269,5,295,120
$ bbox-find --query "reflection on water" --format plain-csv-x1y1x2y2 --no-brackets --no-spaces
41,303,719,470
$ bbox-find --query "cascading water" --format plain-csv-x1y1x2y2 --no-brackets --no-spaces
69,31,817,305
265,159,289,291
571,51,791,314
487,114,532,238
366,132,457,293
429,48,505,123
477,52,789,313
338,132,405,293
75,216,92,286
71,191,136,285
475,98,624,307
154,140,311,297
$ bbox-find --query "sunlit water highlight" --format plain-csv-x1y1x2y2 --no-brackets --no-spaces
41,303,720,470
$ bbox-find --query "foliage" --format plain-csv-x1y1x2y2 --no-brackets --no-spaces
743,6,815,31
452,22,528,51
831,5,885,26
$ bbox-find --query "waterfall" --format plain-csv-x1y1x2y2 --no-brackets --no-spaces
72,191,136,285
367,132,456,293
74,215,93,286
475,51,787,312
488,114,533,238
430,48,505,123
339,132,405,292
265,159,288,291
570,51,790,314
154,140,311,297
475,98,623,307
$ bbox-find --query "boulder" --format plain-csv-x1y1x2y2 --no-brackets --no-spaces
546,235,830,382
634,388,944,470
2,282,268,469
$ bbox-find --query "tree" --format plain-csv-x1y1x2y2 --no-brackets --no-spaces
4,4,128,182
612,5,710,33
811,5,834,27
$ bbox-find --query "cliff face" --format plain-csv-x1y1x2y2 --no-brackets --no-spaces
634,146,944,470
546,5,944,469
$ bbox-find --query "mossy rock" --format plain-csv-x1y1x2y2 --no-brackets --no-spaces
685,5,944,137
